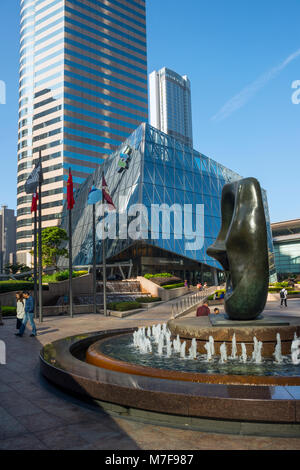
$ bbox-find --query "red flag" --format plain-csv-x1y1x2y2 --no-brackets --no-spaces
31,192,38,213
102,175,115,209
67,169,75,210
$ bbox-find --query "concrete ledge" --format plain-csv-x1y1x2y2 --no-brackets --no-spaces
108,308,144,318
139,301,164,309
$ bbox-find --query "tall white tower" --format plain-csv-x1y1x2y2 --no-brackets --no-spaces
149,67,193,147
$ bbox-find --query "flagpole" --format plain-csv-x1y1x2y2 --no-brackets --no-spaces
102,171,108,317
33,201,38,320
93,202,97,314
38,151,43,323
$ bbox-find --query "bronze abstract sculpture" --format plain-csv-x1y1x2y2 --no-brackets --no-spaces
207,177,269,321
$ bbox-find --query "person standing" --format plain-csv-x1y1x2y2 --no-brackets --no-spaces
280,287,288,308
196,302,211,316
15,291,37,337
15,292,25,330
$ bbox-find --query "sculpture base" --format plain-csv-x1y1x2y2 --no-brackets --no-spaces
167,315,300,358
209,314,290,327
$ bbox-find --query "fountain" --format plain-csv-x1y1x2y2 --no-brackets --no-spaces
40,177,300,436
240,343,248,363
274,333,283,364
229,333,237,360
219,342,227,364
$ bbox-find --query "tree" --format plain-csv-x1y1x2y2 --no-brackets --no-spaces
37,227,69,269
4,263,31,274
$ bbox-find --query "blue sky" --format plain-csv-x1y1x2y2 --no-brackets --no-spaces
0,0,299,222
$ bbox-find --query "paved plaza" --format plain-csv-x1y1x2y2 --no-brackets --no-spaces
0,299,300,450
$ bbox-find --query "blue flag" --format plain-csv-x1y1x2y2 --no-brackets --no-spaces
87,185,102,205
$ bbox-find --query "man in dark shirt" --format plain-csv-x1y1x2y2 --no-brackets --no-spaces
196,303,211,316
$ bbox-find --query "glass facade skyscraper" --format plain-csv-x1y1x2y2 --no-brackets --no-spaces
271,219,300,279
59,123,276,284
149,67,193,148
17,0,148,263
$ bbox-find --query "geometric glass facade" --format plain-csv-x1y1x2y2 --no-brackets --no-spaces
59,123,276,283
272,219,300,279
17,0,147,263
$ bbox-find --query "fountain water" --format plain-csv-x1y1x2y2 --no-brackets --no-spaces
132,324,300,371
157,334,164,356
219,342,227,363
173,334,181,353
204,341,213,362
274,333,283,364
188,338,197,360
209,336,215,356
166,339,172,358
180,341,186,359
240,343,247,363
251,336,263,364
229,333,238,360
291,336,300,365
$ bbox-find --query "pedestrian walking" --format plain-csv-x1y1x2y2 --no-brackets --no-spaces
15,292,25,330
15,291,37,337
280,287,288,308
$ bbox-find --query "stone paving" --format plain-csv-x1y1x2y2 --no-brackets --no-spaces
0,298,300,450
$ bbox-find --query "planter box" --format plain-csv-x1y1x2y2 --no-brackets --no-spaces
108,308,144,318
139,301,164,309
137,276,188,301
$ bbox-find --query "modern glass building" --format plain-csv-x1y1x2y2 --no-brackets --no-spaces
17,0,148,264
271,219,300,280
149,67,193,148
59,123,276,284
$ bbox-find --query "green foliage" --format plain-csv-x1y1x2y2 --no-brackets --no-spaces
107,301,141,311
42,270,88,283
137,296,161,303
268,287,295,293
288,291,300,295
37,227,69,268
0,281,34,293
0,281,49,293
1,306,16,316
269,281,289,288
144,273,172,279
163,283,185,289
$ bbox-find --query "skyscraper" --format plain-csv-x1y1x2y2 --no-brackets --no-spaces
17,0,148,263
0,206,16,273
149,67,193,148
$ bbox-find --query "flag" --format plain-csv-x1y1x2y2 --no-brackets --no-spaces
31,192,38,213
67,169,75,210
25,159,43,194
87,185,102,205
102,175,115,209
